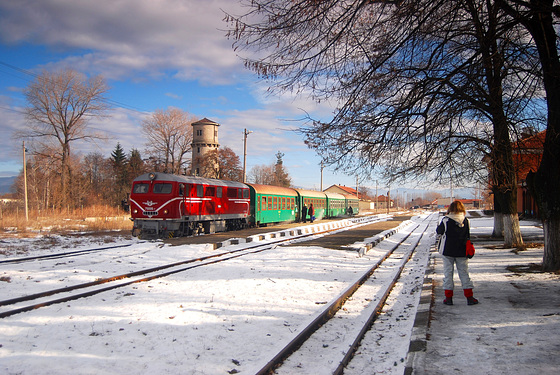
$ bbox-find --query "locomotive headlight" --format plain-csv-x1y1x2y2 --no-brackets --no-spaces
133,209,138,214
163,209,169,214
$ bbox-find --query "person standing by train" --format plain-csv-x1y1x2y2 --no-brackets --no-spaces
436,200,478,306
302,204,308,223
309,203,315,223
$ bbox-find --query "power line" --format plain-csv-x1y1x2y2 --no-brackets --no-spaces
0,60,150,115
0,105,26,115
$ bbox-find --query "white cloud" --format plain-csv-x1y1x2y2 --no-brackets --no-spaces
0,0,245,84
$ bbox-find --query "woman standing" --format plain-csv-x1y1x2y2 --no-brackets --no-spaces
436,201,479,305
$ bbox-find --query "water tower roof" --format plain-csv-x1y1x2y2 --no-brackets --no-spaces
192,117,220,126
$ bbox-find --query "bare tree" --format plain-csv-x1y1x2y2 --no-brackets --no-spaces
226,0,543,248
198,147,243,181
248,164,274,185
248,154,293,187
142,108,196,174
82,152,113,205
21,68,109,207
495,0,560,271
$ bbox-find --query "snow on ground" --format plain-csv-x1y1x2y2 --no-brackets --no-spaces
0,215,556,375
418,217,560,375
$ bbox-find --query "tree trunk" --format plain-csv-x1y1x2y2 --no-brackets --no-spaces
493,211,504,238
494,185,523,248
542,219,560,271
478,4,523,248
521,0,560,271
503,213,523,249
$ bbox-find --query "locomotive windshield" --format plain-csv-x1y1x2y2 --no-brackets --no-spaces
133,183,149,194
153,183,173,194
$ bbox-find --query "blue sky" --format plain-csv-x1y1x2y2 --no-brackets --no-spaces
0,0,356,190
0,0,467,199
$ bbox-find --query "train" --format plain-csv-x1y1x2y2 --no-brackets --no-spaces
129,172,359,238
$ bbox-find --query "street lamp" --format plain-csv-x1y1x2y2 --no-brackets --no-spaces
242,128,252,183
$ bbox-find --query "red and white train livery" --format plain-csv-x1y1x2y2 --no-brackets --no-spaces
130,173,250,238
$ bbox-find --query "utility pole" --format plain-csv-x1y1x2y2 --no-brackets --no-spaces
375,180,378,213
242,128,252,183
387,187,391,214
320,161,324,191
23,141,29,221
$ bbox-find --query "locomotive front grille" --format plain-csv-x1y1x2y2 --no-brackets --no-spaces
143,210,159,217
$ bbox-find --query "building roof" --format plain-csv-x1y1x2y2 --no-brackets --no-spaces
325,184,358,197
375,195,392,202
192,117,220,126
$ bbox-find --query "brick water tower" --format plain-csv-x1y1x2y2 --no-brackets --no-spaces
191,117,220,176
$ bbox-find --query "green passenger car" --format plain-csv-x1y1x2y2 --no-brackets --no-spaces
344,194,359,215
247,183,298,226
325,192,346,218
295,189,327,221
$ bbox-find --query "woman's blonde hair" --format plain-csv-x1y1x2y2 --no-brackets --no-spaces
447,200,466,214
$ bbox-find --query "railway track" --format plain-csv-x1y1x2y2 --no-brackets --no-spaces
0,214,393,319
0,243,134,265
255,212,438,374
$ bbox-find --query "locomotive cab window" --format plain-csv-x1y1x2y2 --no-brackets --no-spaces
133,183,149,194
217,187,222,198
196,185,203,198
243,189,249,199
227,188,237,198
205,186,215,197
153,183,172,194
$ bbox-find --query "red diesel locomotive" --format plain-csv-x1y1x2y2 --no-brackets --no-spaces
130,172,250,238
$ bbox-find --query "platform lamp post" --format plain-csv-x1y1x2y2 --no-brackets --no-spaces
22,141,29,222
242,128,252,183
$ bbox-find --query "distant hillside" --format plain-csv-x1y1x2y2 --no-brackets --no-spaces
0,176,16,194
